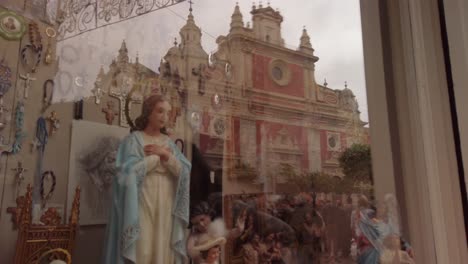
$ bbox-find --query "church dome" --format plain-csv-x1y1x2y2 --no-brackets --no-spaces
166,45,181,57
165,38,182,59
342,87,354,96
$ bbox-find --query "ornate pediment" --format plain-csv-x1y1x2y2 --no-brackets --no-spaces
317,85,339,106
267,127,301,154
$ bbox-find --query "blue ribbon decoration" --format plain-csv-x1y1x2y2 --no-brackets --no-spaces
6,102,26,155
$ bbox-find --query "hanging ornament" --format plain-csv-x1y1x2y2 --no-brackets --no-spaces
190,111,201,132
175,139,185,153
44,27,56,65
102,101,118,125
40,171,56,209
211,92,223,111
0,10,26,41
21,22,43,73
6,102,26,155
33,117,48,202
225,62,233,80
46,110,60,135
0,96,11,130
12,162,27,198
187,105,201,132
41,79,54,112
0,58,12,95
208,52,217,68
28,22,42,49
74,100,83,120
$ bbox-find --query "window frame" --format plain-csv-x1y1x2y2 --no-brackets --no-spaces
361,0,468,263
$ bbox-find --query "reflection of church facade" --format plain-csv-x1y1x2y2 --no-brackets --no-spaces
102,4,369,194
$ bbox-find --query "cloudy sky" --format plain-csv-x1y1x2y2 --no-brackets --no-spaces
56,0,367,121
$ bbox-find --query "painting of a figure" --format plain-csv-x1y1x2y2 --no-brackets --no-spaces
67,120,129,225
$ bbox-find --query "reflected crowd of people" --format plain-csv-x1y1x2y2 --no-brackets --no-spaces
230,192,415,264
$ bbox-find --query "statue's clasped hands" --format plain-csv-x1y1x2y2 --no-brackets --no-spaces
144,144,172,162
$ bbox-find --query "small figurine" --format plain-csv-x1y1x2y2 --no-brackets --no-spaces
46,111,60,134
187,202,246,264
12,162,27,198
102,101,118,125
192,220,227,264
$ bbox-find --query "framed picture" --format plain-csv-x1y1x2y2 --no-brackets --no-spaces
67,120,129,225
0,10,26,40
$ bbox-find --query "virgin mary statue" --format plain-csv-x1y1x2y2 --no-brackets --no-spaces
103,94,191,264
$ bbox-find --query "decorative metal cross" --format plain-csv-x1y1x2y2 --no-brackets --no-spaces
19,73,36,99
189,0,194,12
109,85,141,127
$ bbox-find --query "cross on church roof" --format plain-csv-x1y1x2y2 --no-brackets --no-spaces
189,0,194,12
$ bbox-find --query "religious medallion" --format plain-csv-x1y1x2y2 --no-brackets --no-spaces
213,118,226,137
326,132,341,152
0,10,26,41
40,170,56,209
225,62,232,80
75,76,84,87
0,58,12,95
208,52,217,68
189,111,201,132
211,93,223,111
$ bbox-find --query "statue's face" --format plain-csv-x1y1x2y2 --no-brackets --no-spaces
266,233,275,242
191,214,211,233
205,246,220,263
305,213,313,223
252,234,260,244
148,101,171,129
